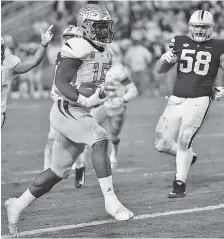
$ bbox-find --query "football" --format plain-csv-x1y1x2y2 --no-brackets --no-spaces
77,82,107,99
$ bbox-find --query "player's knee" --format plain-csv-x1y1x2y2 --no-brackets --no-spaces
155,136,171,152
178,130,192,150
48,127,57,140
91,127,109,146
110,135,120,145
92,139,109,152
50,165,72,179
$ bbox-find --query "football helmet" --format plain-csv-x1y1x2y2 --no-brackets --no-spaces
77,4,114,44
188,10,214,42
1,36,6,63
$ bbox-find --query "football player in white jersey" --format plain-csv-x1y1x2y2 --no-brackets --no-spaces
5,4,134,237
1,26,53,128
154,10,224,198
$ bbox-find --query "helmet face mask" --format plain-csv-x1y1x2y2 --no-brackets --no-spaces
188,10,214,42
77,4,115,44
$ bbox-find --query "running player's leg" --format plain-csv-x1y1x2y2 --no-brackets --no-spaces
155,96,182,155
72,105,108,188
168,96,211,198
44,125,57,170
108,112,125,169
4,132,84,237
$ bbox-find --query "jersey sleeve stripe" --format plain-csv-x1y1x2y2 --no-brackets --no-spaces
61,45,79,59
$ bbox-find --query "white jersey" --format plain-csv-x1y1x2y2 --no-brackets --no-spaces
1,53,21,113
51,37,113,104
104,63,130,112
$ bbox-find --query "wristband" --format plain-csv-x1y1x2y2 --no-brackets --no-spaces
41,42,48,47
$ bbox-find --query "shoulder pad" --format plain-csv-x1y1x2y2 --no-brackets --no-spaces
61,37,92,60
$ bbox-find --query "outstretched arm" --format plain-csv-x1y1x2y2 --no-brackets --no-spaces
154,51,177,74
14,25,53,74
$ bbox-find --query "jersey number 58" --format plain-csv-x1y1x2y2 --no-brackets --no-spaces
180,49,211,76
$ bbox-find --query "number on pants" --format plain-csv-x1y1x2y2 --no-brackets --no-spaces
93,63,110,84
180,49,211,76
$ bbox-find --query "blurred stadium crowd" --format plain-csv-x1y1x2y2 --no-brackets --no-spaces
2,0,224,99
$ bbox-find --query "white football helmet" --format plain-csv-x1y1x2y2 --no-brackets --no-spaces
188,10,214,42
77,4,114,44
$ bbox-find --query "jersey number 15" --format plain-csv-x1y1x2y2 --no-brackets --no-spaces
179,49,211,76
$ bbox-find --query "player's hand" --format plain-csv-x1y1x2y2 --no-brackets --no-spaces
112,97,125,107
40,25,53,47
78,88,108,108
161,51,177,64
214,87,224,101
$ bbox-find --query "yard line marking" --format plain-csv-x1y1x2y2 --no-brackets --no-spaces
3,204,222,237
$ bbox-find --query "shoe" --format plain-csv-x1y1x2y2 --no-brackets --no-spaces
168,180,186,198
75,164,85,188
105,198,134,221
191,153,198,165
4,198,20,238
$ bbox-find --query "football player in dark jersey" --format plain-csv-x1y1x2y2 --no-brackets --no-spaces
154,10,224,198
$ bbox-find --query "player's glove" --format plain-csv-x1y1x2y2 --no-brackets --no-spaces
41,25,54,47
111,97,125,108
161,51,177,64
214,86,224,101
77,88,108,108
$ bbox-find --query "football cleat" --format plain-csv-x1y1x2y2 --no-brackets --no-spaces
75,164,85,188
4,198,21,238
168,180,186,198
191,153,198,165
105,199,134,221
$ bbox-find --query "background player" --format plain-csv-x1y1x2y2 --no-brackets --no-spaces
1,26,53,128
154,10,224,198
5,4,134,237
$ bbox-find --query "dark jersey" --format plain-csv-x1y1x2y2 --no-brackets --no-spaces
171,35,224,98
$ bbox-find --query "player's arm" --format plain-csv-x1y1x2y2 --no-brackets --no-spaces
55,58,82,102
14,25,53,74
122,77,138,102
154,51,177,74
220,53,224,71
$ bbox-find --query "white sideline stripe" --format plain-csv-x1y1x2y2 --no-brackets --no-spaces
6,204,223,237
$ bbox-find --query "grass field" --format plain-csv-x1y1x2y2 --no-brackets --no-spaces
1,96,224,238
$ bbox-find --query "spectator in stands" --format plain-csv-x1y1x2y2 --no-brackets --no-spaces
124,38,153,96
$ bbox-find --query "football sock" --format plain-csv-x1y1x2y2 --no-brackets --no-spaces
98,175,116,199
176,147,193,183
44,144,52,170
44,139,54,170
110,141,119,160
16,189,36,212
